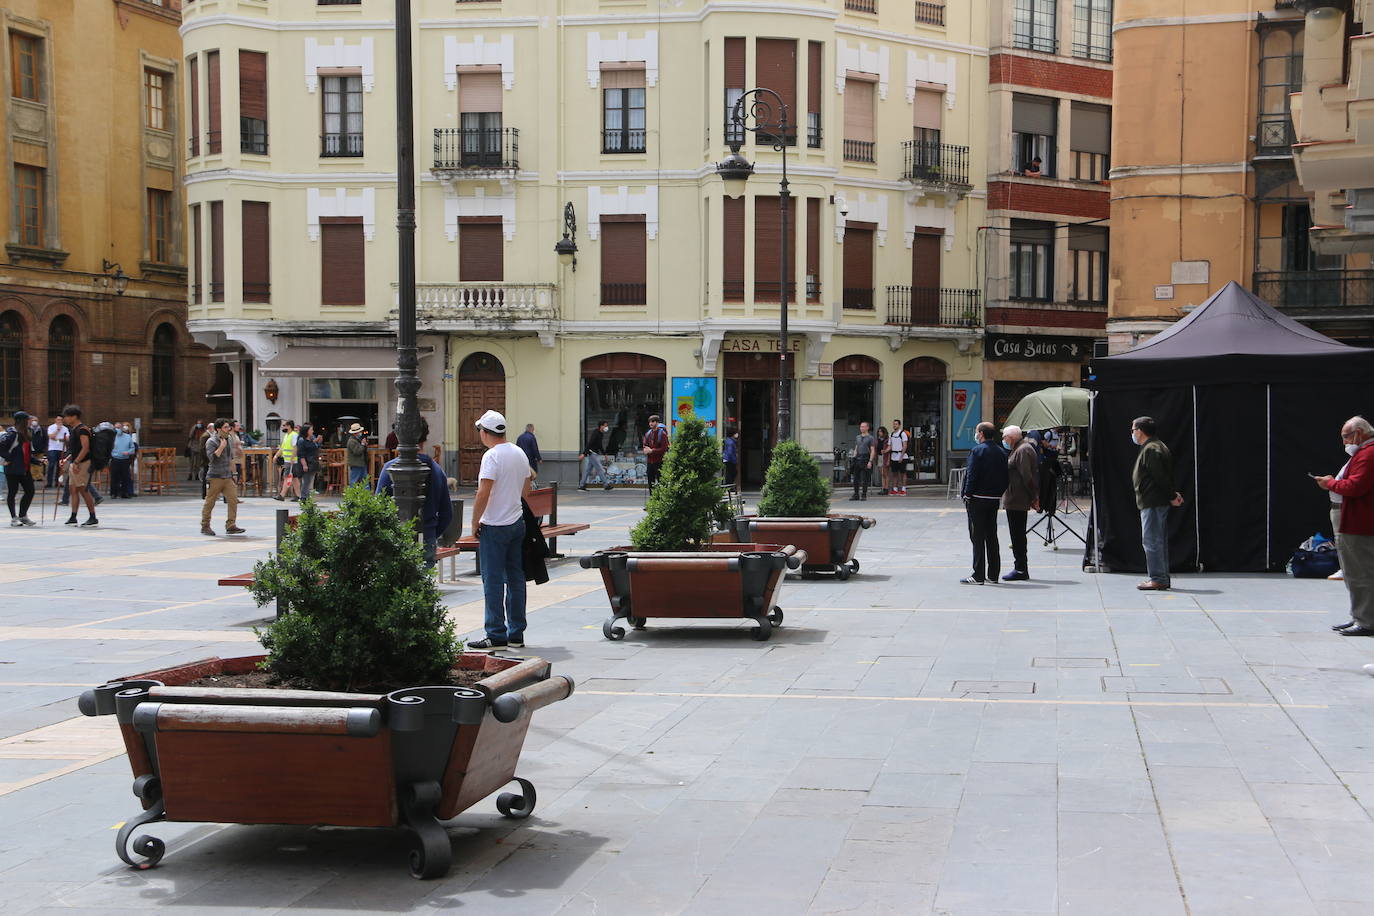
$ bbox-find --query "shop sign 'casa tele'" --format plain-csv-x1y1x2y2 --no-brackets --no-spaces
722,337,804,354
985,334,1089,362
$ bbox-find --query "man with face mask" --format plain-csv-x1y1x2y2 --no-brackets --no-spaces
1131,417,1185,590
1000,425,1040,581
1315,416,1374,636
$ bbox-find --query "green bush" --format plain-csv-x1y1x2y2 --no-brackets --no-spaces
250,485,460,691
630,415,730,550
757,439,831,518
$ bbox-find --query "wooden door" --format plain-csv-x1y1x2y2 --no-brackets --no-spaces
458,352,506,485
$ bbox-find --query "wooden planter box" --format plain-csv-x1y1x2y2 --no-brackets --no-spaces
580,543,805,641
729,514,876,579
77,652,574,879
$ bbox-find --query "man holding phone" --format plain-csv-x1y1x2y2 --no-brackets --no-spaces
1315,417,1374,636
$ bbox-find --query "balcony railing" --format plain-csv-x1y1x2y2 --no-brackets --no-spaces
207,129,221,155
1255,115,1296,156
843,139,875,163
886,287,982,327
240,117,267,155
915,1,945,26
433,127,519,172
243,281,271,303
321,133,363,157
843,287,874,310
807,112,821,148
1072,42,1113,62
405,282,557,321
1253,270,1374,312
209,281,224,302
901,139,971,189
602,128,645,154
601,282,647,305
846,0,877,11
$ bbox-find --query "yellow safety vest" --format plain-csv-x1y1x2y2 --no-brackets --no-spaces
280,430,298,461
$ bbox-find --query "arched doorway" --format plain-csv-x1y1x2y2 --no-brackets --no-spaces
0,311,22,416
458,351,505,483
903,356,947,480
581,353,666,487
153,324,177,419
832,355,879,465
47,315,75,416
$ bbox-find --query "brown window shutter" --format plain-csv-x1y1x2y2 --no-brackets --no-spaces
458,72,502,112
188,57,199,151
753,196,796,302
755,39,797,141
808,42,822,116
600,218,647,305
206,51,220,152
239,51,267,121
911,232,941,288
843,225,874,309
722,195,744,301
241,201,270,303
601,68,646,90
806,198,820,301
724,37,745,88
209,201,224,302
320,217,365,306
580,353,666,379
191,203,202,303
914,88,943,130
458,221,503,281
844,78,875,142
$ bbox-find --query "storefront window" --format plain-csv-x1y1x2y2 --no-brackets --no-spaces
581,353,665,487
903,356,947,480
308,378,377,400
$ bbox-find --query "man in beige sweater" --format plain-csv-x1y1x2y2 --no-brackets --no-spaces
1000,425,1040,582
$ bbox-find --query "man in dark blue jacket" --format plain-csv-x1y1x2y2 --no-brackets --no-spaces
376,420,453,567
960,421,1009,584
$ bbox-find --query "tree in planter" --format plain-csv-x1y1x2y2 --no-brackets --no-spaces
757,439,831,518
249,484,460,691
630,415,731,550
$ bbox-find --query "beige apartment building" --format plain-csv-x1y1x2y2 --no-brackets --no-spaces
182,0,990,486
1110,0,1373,350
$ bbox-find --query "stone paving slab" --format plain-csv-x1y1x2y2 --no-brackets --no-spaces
1,489,1372,913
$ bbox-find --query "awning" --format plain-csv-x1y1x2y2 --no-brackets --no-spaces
258,346,434,379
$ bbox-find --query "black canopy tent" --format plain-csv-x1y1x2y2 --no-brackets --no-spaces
1085,281,1374,574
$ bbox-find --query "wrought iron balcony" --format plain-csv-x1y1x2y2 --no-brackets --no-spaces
843,287,875,310
844,139,875,163
602,128,645,154
601,282,647,305
901,140,971,190
321,133,363,158
401,282,557,323
1252,270,1374,314
846,0,877,11
433,127,519,173
1255,115,1296,156
886,287,982,327
915,1,945,26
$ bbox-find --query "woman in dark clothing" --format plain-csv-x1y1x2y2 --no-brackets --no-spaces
296,423,321,500
2,411,39,526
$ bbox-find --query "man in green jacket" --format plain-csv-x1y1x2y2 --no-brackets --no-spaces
1131,416,1184,590
346,423,369,488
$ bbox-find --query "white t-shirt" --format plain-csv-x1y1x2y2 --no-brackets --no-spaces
47,423,68,450
889,430,909,461
478,441,532,527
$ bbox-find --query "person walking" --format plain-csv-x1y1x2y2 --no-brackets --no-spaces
376,419,453,567
295,423,321,498
109,422,136,499
186,422,207,481
273,420,299,501
722,427,741,490
578,420,613,491
465,410,532,651
227,420,246,487
1130,416,1185,591
875,426,890,494
642,414,669,493
1316,416,1374,636
1000,425,1040,582
888,419,910,495
960,421,1008,584
44,414,67,489
2,411,39,527
346,423,369,487
60,405,98,527
200,419,244,536
516,424,542,479
849,421,877,501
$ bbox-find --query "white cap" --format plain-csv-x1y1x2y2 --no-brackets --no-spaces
475,410,507,434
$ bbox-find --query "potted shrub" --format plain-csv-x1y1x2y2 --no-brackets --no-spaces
730,439,876,580
581,415,802,641
78,485,574,879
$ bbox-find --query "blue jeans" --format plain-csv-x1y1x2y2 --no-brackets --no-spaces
478,519,527,642
349,466,368,487
46,449,62,486
580,453,605,487
1140,506,1170,585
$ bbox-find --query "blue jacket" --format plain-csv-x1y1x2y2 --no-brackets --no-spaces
376,453,454,538
961,440,1009,499
112,431,137,459
516,431,541,467
722,436,738,464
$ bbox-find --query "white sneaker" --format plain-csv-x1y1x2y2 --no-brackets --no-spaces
19,517,36,527
1329,569,1345,581
8,518,20,527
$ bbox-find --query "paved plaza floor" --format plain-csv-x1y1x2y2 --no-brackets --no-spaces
1,487,1372,914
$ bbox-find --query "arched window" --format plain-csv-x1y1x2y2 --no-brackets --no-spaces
47,315,74,416
152,323,176,418
0,311,22,415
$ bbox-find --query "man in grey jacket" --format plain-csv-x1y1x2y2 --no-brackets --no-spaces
201,418,245,537
1000,425,1040,581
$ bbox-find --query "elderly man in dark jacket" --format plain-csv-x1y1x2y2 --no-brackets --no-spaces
1001,425,1041,581
1131,416,1184,590
960,421,1009,584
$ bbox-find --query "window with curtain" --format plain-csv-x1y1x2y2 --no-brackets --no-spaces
47,315,74,416
724,37,745,146
1013,0,1058,54
14,165,44,246
1010,220,1054,301
321,74,363,157
152,324,176,419
1069,225,1108,304
145,68,168,129
602,71,646,153
10,32,41,102
147,189,172,263
1012,95,1056,175
1256,27,1303,154
0,312,21,415
1072,0,1112,62
458,71,503,166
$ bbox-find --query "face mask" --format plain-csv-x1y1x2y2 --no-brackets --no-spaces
1347,443,1361,456
1130,431,1139,446
1002,438,1012,450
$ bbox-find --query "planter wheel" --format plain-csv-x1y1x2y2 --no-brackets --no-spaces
835,564,851,581
603,618,626,640
768,607,784,627
496,777,537,819
628,616,647,629
849,559,860,574
751,616,772,641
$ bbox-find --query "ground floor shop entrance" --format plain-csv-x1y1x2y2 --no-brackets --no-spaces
903,357,947,481
832,355,879,471
723,351,792,490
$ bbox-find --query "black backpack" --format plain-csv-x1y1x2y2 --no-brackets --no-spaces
89,427,116,471
0,429,18,467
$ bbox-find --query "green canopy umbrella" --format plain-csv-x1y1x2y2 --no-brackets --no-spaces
1004,385,1090,430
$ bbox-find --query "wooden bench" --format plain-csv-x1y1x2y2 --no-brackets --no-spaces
436,483,590,582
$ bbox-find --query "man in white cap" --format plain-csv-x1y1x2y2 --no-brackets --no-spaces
467,409,534,651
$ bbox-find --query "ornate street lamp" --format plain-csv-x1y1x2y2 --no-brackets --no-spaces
101,259,130,296
716,88,793,443
389,0,427,524
554,202,578,270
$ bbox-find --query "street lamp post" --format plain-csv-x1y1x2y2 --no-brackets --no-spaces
717,88,792,443
389,0,427,524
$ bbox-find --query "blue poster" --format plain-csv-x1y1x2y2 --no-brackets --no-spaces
950,381,981,451
670,377,718,437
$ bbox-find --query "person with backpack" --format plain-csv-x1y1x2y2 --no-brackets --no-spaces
2,411,39,527
641,414,670,493
60,405,98,527
273,420,300,501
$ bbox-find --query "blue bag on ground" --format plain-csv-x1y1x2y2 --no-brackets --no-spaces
1288,532,1339,578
